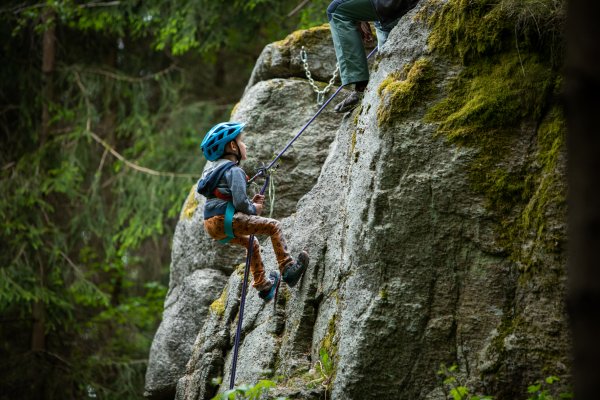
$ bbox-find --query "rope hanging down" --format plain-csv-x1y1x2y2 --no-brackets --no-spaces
230,46,378,390
229,172,271,390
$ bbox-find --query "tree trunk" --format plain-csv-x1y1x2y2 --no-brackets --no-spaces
565,0,600,398
31,263,46,351
40,7,56,145
32,7,57,352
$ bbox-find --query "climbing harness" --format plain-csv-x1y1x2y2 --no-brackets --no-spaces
208,184,238,244
300,46,340,105
220,202,235,244
229,46,379,390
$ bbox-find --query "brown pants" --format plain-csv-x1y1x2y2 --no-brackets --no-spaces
204,213,293,290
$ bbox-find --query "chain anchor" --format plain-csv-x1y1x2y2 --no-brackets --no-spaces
300,46,339,106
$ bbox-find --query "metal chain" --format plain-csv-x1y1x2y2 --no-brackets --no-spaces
300,46,340,105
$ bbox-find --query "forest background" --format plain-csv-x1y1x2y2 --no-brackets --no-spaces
0,1,332,398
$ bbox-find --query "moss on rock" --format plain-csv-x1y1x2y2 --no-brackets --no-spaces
377,57,435,126
424,47,563,271
274,24,331,50
181,185,199,221
209,286,228,317
425,53,554,141
427,0,565,66
420,1,569,391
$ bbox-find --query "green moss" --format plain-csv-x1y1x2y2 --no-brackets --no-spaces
230,102,240,118
378,288,388,301
180,185,199,221
427,51,544,213
420,0,568,389
425,8,564,272
413,0,443,23
377,57,435,126
315,315,338,394
352,104,363,126
321,315,337,356
274,24,331,49
235,263,246,277
209,286,228,317
511,107,566,270
427,0,565,66
426,53,553,141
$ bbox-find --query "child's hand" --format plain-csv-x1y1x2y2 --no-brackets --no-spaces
254,202,264,215
252,194,265,204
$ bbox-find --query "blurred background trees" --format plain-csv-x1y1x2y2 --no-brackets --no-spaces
0,1,330,398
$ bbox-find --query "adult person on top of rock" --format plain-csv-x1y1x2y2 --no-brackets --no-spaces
328,0,421,112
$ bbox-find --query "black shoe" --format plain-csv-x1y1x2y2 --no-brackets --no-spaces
282,251,310,287
258,271,280,302
334,91,363,113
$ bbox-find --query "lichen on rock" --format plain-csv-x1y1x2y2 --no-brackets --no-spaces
180,185,199,221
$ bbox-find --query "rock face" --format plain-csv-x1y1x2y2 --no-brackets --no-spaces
148,3,570,400
144,29,344,399
245,24,340,93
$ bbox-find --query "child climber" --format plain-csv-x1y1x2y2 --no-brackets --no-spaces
197,122,309,301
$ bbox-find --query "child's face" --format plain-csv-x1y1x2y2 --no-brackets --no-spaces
234,134,248,161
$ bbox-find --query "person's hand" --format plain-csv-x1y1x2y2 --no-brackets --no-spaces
358,21,374,45
254,202,263,216
252,194,265,204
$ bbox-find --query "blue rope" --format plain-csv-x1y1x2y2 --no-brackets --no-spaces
229,175,270,390
229,46,378,389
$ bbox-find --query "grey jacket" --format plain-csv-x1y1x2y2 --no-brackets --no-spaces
202,159,257,219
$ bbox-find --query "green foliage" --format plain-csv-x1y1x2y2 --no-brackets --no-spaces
316,348,335,388
211,379,286,400
296,0,332,29
527,376,573,400
438,364,573,400
437,364,494,400
0,0,330,398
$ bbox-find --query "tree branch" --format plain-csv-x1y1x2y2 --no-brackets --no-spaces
8,1,121,14
73,71,197,179
79,1,121,9
88,130,197,178
73,63,178,83
288,0,311,17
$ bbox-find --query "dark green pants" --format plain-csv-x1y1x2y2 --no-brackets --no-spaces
327,0,399,85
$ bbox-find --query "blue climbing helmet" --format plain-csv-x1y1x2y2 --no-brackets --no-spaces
201,122,245,161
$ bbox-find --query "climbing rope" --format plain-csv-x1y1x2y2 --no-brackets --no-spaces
300,46,340,105
248,44,378,185
229,46,379,389
230,172,270,390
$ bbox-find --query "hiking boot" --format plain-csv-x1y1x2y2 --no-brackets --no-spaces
334,91,363,113
282,251,310,287
258,271,280,302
